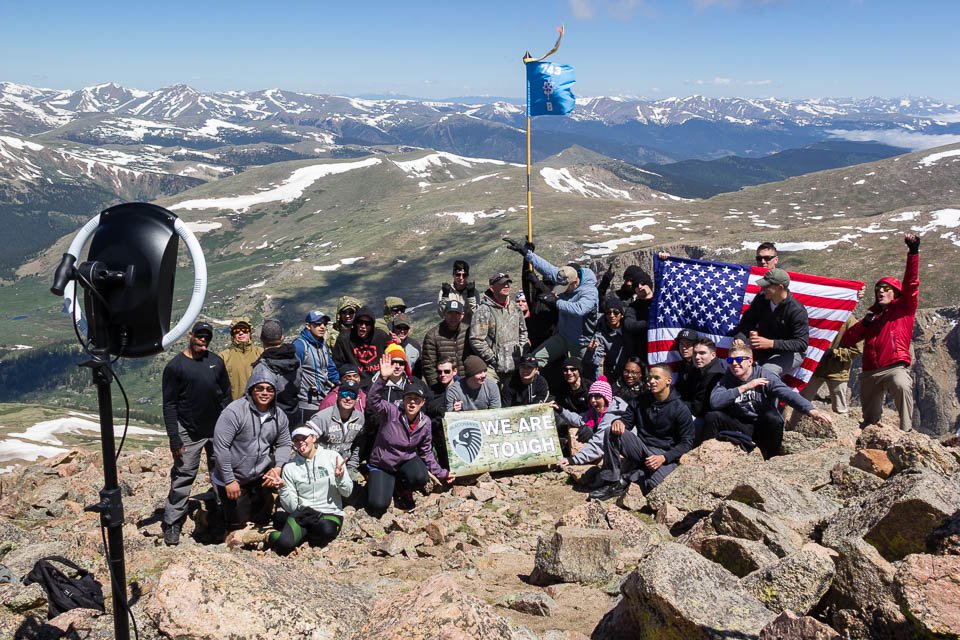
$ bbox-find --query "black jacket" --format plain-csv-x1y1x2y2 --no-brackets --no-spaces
623,297,651,361
678,357,725,418
556,377,593,415
252,344,300,420
162,351,231,446
501,373,552,407
734,292,809,358
623,391,695,464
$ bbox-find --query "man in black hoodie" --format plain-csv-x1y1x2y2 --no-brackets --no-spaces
501,354,552,407
589,363,694,500
251,319,301,428
332,307,392,389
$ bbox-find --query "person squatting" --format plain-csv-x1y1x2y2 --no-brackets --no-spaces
159,234,922,552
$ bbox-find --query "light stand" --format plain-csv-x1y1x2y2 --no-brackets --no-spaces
51,203,208,640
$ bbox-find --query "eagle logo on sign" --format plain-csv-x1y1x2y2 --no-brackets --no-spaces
449,420,483,464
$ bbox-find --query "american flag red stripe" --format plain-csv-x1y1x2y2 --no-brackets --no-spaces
647,256,863,389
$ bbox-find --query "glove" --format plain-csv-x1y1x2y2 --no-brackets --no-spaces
599,264,614,291
524,240,536,254
538,292,558,306
464,281,476,297
861,311,876,327
504,237,529,256
905,234,920,254
441,282,453,296
576,425,593,443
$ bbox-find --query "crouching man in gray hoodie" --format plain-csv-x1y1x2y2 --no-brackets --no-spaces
214,369,292,532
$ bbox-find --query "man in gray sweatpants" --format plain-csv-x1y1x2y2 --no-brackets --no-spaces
161,322,231,545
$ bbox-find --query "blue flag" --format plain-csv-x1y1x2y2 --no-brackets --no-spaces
526,61,576,116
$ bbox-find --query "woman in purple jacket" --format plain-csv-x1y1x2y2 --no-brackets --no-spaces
366,353,456,516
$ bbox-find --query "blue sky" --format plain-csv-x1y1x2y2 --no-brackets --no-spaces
1,0,957,101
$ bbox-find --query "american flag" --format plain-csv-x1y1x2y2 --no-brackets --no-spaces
647,256,863,388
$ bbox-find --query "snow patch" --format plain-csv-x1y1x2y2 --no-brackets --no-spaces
9,415,164,447
185,221,223,233
435,210,505,225
582,234,655,256
889,210,920,222
171,158,382,212
918,148,960,167
540,167,631,200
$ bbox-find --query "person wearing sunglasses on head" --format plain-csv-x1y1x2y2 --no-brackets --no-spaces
437,259,479,324
220,318,264,401
705,344,832,459
840,233,921,431
332,306,392,389
293,310,340,423
305,378,365,483
213,369,292,537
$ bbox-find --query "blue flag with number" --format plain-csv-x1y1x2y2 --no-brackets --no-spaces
526,61,576,116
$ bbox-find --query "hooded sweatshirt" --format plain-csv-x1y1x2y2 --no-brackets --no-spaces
252,343,300,422
709,364,814,424
332,307,392,389
624,391,695,464
367,377,448,481
279,448,353,517
326,295,364,350
213,369,292,486
306,404,366,475
526,252,599,346
559,396,628,465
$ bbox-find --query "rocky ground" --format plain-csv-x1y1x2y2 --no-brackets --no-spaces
0,406,958,640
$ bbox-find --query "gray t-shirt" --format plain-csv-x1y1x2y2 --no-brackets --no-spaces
445,378,502,411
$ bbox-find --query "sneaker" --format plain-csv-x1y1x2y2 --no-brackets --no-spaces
162,520,182,546
588,481,628,502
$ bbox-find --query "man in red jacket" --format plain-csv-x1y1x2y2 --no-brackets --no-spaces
842,233,920,430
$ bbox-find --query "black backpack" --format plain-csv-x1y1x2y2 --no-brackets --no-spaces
23,555,105,618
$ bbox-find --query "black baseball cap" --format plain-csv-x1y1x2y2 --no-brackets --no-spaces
191,322,213,339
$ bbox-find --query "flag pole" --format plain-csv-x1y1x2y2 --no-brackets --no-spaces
522,26,565,246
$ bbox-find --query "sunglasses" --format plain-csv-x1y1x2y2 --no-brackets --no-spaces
394,325,410,332
562,367,578,373
606,309,623,316
875,284,894,292
391,359,406,365
389,306,407,313
308,321,329,327
338,390,358,400
356,320,373,326
340,309,357,315
251,385,275,393
726,356,751,365
437,368,453,374
231,327,250,335
755,255,777,263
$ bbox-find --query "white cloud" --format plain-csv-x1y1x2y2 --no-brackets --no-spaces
828,129,960,152
744,79,774,86
570,0,595,18
696,77,733,86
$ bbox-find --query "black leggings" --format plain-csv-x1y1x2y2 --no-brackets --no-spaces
365,457,429,517
269,509,342,555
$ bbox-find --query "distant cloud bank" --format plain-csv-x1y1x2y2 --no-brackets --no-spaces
828,129,960,151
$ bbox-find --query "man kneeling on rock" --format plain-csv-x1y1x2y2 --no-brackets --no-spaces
704,344,832,459
588,364,695,500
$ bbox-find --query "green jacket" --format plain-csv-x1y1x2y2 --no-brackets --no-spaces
813,316,861,381
279,448,353,517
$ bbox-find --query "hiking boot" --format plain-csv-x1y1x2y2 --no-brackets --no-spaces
225,524,270,549
162,520,182,546
588,480,628,502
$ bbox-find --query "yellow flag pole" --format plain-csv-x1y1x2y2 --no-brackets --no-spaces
523,26,565,246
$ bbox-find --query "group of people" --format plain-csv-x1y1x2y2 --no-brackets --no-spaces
158,234,922,553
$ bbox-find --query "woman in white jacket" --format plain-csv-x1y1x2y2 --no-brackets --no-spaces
270,426,353,555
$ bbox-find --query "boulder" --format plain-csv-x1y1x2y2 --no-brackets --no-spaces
699,535,779,578
675,513,718,553
830,604,913,640
821,469,960,561
604,506,664,552
530,527,621,585
711,501,804,558
616,482,646,511
145,548,371,639
614,542,775,638
910,306,960,437
894,553,960,637
742,549,835,615
764,446,853,491
557,501,608,529
818,463,885,503
926,510,960,555
376,531,421,557
792,411,854,441
759,611,840,640
725,470,840,535
653,502,683,528
827,536,896,605
646,440,764,516
856,424,906,450
357,574,527,640
850,449,894,478
887,430,960,475
0,582,46,614
496,591,556,617
778,430,820,455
